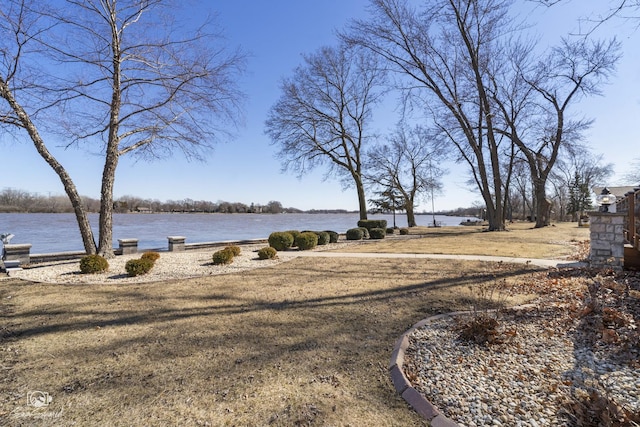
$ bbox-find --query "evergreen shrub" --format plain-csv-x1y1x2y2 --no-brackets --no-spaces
225,245,241,256
369,227,386,239
285,230,301,246
324,230,339,243
346,228,364,240
315,231,330,245
257,246,277,260
125,258,154,277
399,228,409,235
357,219,388,231
268,231,294,251
212,248,235,265
141,251,161,262
79,254,109,274
386,227,395,235
295,231,318,250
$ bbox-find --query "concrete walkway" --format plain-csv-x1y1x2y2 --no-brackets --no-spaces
279,250,588,269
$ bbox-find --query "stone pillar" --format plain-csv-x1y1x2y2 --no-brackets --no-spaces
118,239,139,255
589,211,625,270
2,243,32,266
168,236,186,252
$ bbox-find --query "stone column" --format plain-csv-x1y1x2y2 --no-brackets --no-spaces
118,239,139,255
2,243,32,266
168,236,186,252
589,211,625,270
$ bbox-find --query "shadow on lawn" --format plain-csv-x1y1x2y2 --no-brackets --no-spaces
3,261,544,342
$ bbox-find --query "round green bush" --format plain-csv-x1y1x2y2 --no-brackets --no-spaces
295,231,318,250
346,228,364,240
79,254,109,274
225,245,241,256
357,219,388,231
125,258,154,277
141,251,161,263
369,227,386,239
386,227,395,235
284,230,301,247
315,231,330,245
268,231,294,251
324,230,339,243
257,246,277,260
399,228,409,235
212,248,235,265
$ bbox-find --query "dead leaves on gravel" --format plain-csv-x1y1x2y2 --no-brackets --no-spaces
456,266,640,426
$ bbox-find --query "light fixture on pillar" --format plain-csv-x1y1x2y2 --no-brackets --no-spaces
596,187,616,212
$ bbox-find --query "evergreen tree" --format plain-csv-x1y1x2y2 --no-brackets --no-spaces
568,172,592,223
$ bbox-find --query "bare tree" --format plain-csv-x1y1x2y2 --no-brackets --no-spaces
366,123,447,227
0,0,245,256
532,1,640,32
622,157,640,184
265,44,386,220
346,0,517,230
549,147,613,220
493,38,620,227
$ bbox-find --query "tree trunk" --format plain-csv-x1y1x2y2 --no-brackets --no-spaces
405,204,417,227
1,79,97,254
534,180,552,228
97,151,118,257
355,178,368,220
97,25,122,258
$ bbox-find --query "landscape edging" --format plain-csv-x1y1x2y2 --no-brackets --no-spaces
389,311,475,426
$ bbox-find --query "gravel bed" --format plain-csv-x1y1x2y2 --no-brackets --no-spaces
7,242,360,284
403,306,640,426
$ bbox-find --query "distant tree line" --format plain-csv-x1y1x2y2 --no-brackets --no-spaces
0,188,360,214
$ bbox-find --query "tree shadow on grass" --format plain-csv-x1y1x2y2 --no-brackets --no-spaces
0,258,546,426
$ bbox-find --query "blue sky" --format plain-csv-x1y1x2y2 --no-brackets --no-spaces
2,0,638,212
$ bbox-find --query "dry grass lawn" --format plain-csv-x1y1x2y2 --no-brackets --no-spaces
342,221,589,259
0,222,589,426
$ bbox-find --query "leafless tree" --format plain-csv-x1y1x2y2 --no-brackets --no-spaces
493,38,620,227
532,0,640,32
0,0,245,256
366,123,447,227
265,44,386,220
549,147,613,220
347,0,522,230
621,157,640,185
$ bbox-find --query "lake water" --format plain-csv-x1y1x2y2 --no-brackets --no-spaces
0,212,477,254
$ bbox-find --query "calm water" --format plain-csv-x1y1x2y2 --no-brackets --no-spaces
0,212,476,254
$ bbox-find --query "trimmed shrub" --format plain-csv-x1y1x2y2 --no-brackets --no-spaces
285,230,301,247
257,246,277,260
324,230,339,243
125,258,154,277
212,248,235,265
268,231,294,251
399,227,409,235
346,228,364,240
358,227,370,239
141,251,161,263
225,245,241,257
369,227,386,239
315,231,330,245
357,219,388,231
295,231,318,250
386,227,395,235
79,254,109,274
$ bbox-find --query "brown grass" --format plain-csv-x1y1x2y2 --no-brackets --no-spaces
0,222,588,426
344,221,589,259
